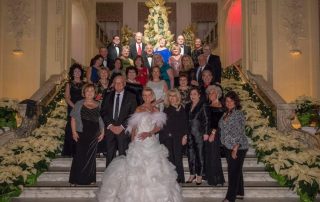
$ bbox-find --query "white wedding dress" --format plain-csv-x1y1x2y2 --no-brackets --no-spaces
97,111,183,202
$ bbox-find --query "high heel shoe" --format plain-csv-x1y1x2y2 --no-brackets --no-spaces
186,175,196,183
196,176,202,185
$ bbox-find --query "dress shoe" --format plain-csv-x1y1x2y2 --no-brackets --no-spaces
186,176,196,183
236,195,244,200
196,176,202,185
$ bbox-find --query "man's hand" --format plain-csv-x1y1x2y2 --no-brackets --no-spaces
110,125,124,135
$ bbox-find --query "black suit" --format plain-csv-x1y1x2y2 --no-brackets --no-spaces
180,45,191,56
143,54,153,69
100,90,137,167
207,54,222,83
129,43,146,60
107,43,122,70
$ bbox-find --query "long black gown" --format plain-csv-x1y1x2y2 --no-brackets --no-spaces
69,106,100,185
62,81,84,156
204,105,225,186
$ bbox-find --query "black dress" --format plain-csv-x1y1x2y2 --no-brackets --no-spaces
185,101,210,177
62,81,84,156
95,80,112,155
159,105,188,183
69,106,100,185
204,105,225,186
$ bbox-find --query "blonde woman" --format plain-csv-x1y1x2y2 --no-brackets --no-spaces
168,43,182,86
159,89,188,183
154,36,171,64
120,45,134,70
181,55,195,81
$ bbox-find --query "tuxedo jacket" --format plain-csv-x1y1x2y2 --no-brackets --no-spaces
143,54,153,69
181,45,192,56
129,43,146,60
207,54,222,83
100,90,137,129
107,43,122,70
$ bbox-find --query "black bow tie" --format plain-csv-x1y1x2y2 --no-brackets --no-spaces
180,45,184,48
147,55,153,58
114,44,118,47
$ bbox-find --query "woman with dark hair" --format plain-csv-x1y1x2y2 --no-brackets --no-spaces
110,57,124,84
69,84,104,185
185,87,209,185
177,73,191,108
87,54,103,84
125,66,143,105
204,85,225,186
219,91,249,202
134,56,148,86
62,63,85,156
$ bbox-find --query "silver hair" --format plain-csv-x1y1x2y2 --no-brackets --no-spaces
206,85,222,99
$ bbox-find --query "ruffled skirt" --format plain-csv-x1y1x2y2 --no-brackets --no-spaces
97,136,183,202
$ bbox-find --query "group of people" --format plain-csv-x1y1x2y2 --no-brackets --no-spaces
62,32,249,202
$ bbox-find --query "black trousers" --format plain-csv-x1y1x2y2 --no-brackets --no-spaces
160,135,185,183
187,134,204,176
225,148,247,202
105,129,129,167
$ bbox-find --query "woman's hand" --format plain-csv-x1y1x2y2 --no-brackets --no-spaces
203,134,209,141
208,134,215,142
138,132,151,140
182,135,187,145
231,144,239,159
72,132,79,142
97,133,104,142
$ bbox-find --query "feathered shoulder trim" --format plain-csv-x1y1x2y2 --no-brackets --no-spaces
126,112,167,133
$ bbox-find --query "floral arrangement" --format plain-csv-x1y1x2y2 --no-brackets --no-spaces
144,0,174,48
0,89,67,201
222,67,320,202
291,96,320,128
121,25,134,46
182,24,196,50
0,98,20,132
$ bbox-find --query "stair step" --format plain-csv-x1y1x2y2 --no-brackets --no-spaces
13,187,299,199
10,199,304,202
48,157,266,172
33,171,278,187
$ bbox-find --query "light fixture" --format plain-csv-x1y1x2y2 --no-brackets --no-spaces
289,49,302,56
12,49,24,56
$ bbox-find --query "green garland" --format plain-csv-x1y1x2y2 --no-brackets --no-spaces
0,85,66,201
223,66,319,202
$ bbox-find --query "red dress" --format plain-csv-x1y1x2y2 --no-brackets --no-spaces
136,67,148,86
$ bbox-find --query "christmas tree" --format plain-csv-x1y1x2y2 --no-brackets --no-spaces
143,0,174,48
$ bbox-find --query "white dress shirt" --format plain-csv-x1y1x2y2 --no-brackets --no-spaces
113,90,125,119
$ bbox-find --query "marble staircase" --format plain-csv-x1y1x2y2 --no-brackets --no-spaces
11,146,309,202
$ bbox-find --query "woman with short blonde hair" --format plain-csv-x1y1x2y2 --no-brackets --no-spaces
160,88,188,183
164,89,181,108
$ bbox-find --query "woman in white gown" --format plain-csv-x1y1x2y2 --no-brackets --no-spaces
97,87,183,202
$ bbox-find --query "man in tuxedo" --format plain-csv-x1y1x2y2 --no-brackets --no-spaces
177,35,191,56
129,32,146,59
99,47,109,68
107,35,122,70
142,44,154,69
203,44,222,83
101,75,137,167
